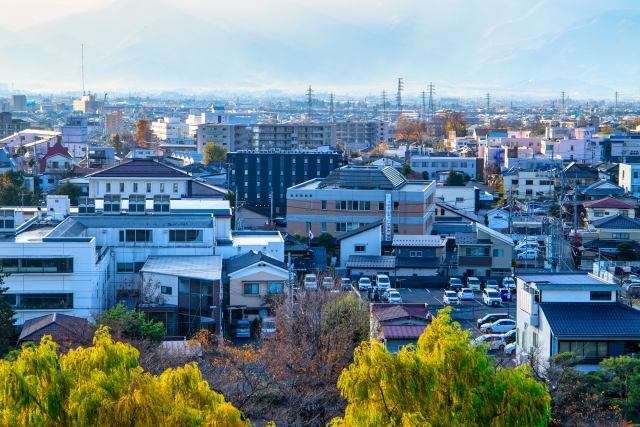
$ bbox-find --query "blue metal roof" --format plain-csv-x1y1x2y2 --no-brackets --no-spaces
541,303,640,337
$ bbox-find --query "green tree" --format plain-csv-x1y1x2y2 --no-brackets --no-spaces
401,164,412,176
617,242,636,261
599,356,640,421
331,308,550,427
109,133,123,152
0,273,15,358
203,143,228,165
96,302,165,343
445,168,464,186
56,182,82,206
421,171,429,180
224,191,236,230
317,232,337,256
0,327,251,426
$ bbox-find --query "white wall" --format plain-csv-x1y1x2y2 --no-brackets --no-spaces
339,225,382,267
435,187,476,212
89,178,190,199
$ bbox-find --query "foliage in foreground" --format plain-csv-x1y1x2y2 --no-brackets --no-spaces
331,308,550,427
0,326,250,427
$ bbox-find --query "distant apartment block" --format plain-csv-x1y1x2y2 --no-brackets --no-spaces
334,120,389,148
72,94,103,114
196,124,250,153
0,112,29,139
286,165,436,238
410,155,482,182
187,111,257,137
249,123,337,150
105,110,123,133
11,95,26,113
151,117,189,141
229,150,345,214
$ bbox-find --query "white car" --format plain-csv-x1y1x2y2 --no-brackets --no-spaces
321,277,334,289
518,250,539,260
304,274,318,290
482,289,502,307
480,319,516,334
358,278,372,291
473,334,507,351
340,278,352,291
387,290,403,303
443,290,461,305
458,288,475,301
376,274,391,291
502,277,516,289
504,343,517,355
515,244,539,253
382,288,398,302
467,277,481,291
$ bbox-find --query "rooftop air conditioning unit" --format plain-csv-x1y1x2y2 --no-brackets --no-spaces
103,194,121,215
153,195,171,215
78,197,95,214
128,194,146,215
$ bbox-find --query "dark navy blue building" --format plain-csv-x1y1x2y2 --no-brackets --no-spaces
228,150,346,214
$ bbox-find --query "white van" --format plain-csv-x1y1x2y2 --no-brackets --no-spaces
376,274,391,291
304,274,318,290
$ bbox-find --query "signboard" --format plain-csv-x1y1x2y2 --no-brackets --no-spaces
385,193,392,240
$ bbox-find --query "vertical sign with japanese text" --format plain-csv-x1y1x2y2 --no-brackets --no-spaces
385,193,392,240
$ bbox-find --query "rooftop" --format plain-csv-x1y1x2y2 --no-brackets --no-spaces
392,235,446,247
540,303,640,337
86,158,190,178
141,256,222,281
227,250,287,274
593,214,640,230
18,313,89,343
382,324,427,339
346,255,395,269
232,231,283,246
583,196,636,209
516,273,614,289
318,165,407,190
335,220,383,242
371,303,429,322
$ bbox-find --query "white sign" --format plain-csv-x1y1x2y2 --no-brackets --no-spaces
385,193,392,240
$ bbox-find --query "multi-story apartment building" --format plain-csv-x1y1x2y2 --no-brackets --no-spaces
503,169,554,199
60,113,89,160
619,163,640,197
229,150,345,214
0,112,29,138
196,123,250,153
151,117,189,141
72,94,103,115
249,123,336,150
286,165,436,238
409,155,482,181
11,95,27,113
455,222,513,277
334,120,389,148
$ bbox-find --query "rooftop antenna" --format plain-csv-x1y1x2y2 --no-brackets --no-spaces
396,78,404,111
81,44,85,96
380,90,387,121
306,85,314,121
329,92,335,122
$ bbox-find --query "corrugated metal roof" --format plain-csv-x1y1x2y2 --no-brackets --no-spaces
346,255,395,268
383,324,427,339
87,158,189,178
541,303,640,337
392,235,445,247
318,165,407,190
141,256,222,280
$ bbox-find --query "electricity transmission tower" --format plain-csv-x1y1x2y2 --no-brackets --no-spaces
486,92,491,124
329,92,335,122
381,90,388,121
561,91,565,112
428,82,435,123
396,78,403,111
615,91,619,116
306,85,314,121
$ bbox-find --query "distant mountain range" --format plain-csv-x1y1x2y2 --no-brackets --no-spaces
1,0,639,98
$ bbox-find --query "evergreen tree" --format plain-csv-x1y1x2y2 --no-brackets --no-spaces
0,273,15,358
445,168,464,186
56,182,82,206
203,143,228,165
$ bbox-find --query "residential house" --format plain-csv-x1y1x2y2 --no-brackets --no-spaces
619,163,640,197
435,186,478,212
583,197,636,225
515,272,640,371
236,205,270,230
226,250,289,322
431,201,479,235
582,214,640,255
455,223,514,278
409,155,481,182
503,169,554,199
559,163,599,191
369,303,431,351
286,165,436,238
39,141,73,175
380,325,427,353
486,208,510,232
17,313,90,345
575,179,625,202
392,235,445,277
336,220,382,268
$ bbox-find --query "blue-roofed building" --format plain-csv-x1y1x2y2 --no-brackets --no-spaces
515,272,640,371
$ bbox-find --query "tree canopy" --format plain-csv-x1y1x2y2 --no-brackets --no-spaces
445,168,464,186
56,182,82,206
203,143,228,165
0,171,37,205
95,302,165,343
135,119,152,146
0,327,250,426
109,133,123,152
330,308,550,427
0,273,15,358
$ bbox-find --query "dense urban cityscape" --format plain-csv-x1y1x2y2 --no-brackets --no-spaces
1,1,640,426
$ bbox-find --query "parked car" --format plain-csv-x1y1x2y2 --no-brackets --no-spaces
381,288,397,302
473,334,507,351
518,250,539,260
376,274,391,291
358,277,372,291
498,329,517,344
387,290,403,303
448,278,464,291
623,283,640,298
443,290,461,305
533,207,546,215
499,288,513,301
504,342,517,355
482,289,502,307
502,277,516,289
480,319,516,334
467,277,481,291
260,317,276,339
515,244,539,253
321,277,334,289
340,278,352,291
477,313,509,328
485,279,500,290
458,288,475,301
304,274,318,290
236,320,251,338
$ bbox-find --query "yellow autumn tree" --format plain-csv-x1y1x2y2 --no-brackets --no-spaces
331,308,550,427
0,326,251,427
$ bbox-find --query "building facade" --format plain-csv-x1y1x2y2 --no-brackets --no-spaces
0,112,29,139
410,155,481,181
151,117,189,141
334,120,389,148
249,123,337,150
11,95,26,113
196,123,250,153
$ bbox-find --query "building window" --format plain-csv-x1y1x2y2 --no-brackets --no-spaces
634,171,638,179
306,201,312,210
410,251,422,257
169,230,204,242
243,283,259,295
321,222,326,232
116,262,145,273
594,211,604,218
4,293,73,310
526,190,533,196
612,233,629,239
133,183,138,192
590,291,611,301
492,249,504,257
119,183,125,193
306,222,311,232
160,183,165,193
173,183,179,193
0,258,73,274
146,183,151,192
321,200,327,210
393,224,399,233
355,245,366,252
393,202,399,211
558,341,609,359
379,202,384,211
160,286,172,295
456,197,464,202
119,229,153,242
525,180,533,185
532,332,538,347
512,180,518,185
441,162,448,167
269,283,284,294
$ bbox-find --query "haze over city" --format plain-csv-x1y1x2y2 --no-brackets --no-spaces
1,0,640,98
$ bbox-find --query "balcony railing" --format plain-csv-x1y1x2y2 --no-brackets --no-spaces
457,256,492,267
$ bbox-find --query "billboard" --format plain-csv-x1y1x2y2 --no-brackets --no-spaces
385,193,392,240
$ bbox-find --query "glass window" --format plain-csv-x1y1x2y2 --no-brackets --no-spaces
321,200,327,210
161,286,172,295
379,202,384,211
321,222,326,232
244,283,259,295
393,202,399,211
106,183,111,193
160,183,165,193
119,229,153,242
169,230,204,242
133,183,138,192
590,291,611,301
119,183,125,193
173,183,179,193
493,249,504,257
355,245,366,252
1,258,73,273
146,183,152,192
268,283,284,294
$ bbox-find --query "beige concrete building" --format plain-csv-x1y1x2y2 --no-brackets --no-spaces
455,223,514,278
286,165,436,238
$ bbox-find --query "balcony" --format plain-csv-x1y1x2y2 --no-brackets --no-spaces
457,256,492,267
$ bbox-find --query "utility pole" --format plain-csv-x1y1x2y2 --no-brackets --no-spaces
306,85,314,121
380,90,387,121
396,78,403,111
329,93,335,122
234,186,239,231
270,190,273,226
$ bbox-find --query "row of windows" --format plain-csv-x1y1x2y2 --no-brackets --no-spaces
511,180,551,186
5,293,73,309
411,161,470,168
104,182,180,194
117,229,205,243
558,341,609,359
312,222,400,234
243,282,285,295
0,258,73,273
116,262,146,273
334,201,371,211
119,230,153,242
